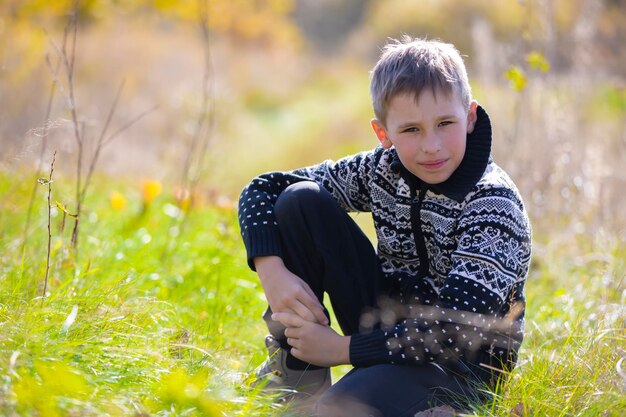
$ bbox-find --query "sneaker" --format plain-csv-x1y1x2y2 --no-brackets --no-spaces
253,335,331,401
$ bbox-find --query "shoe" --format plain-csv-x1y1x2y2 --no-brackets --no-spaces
252,335,331,401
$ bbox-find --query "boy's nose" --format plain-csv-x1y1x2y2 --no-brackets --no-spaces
421,131,441,153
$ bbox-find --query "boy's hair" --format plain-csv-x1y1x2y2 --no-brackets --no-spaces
370,36,472,126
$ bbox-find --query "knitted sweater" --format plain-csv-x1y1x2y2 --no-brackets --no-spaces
238,106,532,372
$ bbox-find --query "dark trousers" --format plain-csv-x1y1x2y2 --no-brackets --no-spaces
267,181,481,416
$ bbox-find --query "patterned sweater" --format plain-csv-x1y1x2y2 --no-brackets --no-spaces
238,106,532,373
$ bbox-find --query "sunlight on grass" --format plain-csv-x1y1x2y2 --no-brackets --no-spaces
0,172,624,416
0,173,274,416
472,234,626,416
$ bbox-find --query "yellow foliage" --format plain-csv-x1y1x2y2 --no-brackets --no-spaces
151,0,298,45
5,19,46,84
268,0,294,15
366,0,526,46
527,51,550,73
505,66,527,92
2,0,300,48
9,0,74,19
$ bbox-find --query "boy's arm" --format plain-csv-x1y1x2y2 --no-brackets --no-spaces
349,187,532,367
238,148,381,270
239,150,382,324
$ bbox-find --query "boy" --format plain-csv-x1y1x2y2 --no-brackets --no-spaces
238,37,531,416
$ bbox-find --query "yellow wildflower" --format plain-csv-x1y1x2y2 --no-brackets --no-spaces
109,191,127,211
141,180,162,205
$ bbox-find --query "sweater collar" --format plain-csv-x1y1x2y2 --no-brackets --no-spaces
390,105,492,202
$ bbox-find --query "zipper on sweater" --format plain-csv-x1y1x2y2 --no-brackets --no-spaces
411,185,430,278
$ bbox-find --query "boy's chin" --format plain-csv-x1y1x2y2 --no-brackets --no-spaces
409,170,453,185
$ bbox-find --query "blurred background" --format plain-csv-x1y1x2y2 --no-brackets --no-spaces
1,0,625,238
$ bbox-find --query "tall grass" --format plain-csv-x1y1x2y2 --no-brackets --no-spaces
0,173,272,416
1,168,624,416
475,234,626,416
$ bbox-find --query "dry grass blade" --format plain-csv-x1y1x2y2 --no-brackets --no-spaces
617,355,626,386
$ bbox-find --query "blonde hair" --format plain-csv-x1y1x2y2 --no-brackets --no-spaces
370,36,472,125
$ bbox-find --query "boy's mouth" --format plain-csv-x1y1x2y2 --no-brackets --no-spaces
420,159,448,169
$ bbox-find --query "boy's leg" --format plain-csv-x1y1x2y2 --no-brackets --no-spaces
315,363,479,417
255,181,384,399
269,181,385,339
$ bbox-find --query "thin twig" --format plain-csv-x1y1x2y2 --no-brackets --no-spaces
81,88,157,205
42,151,57,300
178,0,214,193
55,2,155,251
59,4,82,248
188,0,215,191
102,104,158,148
163,0,215,260
61,5,82,149
66,0,78,79
22,53,60,260
80,79,126,205
46,36,71,108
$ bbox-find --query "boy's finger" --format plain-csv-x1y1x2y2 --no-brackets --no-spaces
272,311,303,327
314,307,329,326
301,283,320,305
270,312,290,326
302,297,328,325
291,300,317,323
290,347,304,361
298,281,325,312
287,337,300,349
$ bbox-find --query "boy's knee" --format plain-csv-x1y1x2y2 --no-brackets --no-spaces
275,181,328,218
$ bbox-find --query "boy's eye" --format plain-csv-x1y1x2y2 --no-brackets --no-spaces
439,121,453,127
402,127,419,133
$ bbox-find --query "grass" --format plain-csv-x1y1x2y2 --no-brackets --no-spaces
0,173,271,416
1,2,624,415
476,235,626,416
0,169,624,417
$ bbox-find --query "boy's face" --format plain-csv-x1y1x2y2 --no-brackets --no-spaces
371,90,478,185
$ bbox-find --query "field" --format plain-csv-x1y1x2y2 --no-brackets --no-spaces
0,170,624,416
1,1,625,416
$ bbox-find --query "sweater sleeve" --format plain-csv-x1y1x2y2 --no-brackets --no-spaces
238,148,382,270
350,186,532,368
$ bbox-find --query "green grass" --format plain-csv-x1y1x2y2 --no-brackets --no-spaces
0,173,272,416
0,171,624,416
474,235,626,416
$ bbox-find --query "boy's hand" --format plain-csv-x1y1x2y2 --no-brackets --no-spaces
272,311,351,367
254,256,328,326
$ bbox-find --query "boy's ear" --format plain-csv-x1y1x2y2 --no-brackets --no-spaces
466,100,479,133
371,119,393,149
